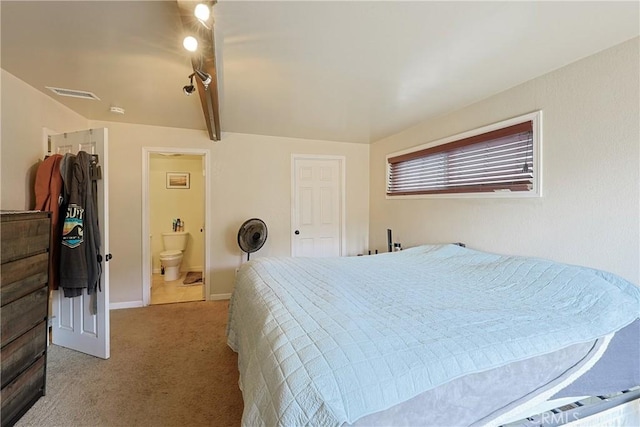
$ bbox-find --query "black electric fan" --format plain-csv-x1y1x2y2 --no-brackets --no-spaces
237,218,268,261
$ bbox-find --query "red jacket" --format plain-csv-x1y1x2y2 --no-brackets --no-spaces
34,154,63,290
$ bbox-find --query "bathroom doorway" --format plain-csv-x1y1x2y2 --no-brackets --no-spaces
142,147,211,306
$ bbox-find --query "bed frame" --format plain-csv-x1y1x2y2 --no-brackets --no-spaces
502,387,640,426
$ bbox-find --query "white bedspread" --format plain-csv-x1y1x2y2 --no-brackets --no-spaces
226,244,640,426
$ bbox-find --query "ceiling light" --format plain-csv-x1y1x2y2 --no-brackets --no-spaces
183,36,198,52
183,73,196,95
109,106,125,115
194,3,210,22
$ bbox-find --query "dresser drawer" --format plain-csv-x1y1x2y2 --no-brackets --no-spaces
0,212,50,427
0,253,48,307
0,213,50,264
0,287,48,348
0,355,45,427
0,321,47,389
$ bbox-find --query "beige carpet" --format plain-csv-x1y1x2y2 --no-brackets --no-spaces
16,300,243,427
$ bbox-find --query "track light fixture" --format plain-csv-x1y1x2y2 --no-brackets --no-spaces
182,70,213,95
194,69,212,88
194,3,210,22
183,36,198,52
182,4,213,54
183,73,196,95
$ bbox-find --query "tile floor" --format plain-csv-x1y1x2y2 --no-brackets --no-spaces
150,272,204,305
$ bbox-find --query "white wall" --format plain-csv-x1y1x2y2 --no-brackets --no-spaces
0,69,89,210
150,154,204,273
89,121,370,304
369,38,639,285
0,68,369,305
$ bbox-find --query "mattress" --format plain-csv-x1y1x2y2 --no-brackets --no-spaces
350,338,605,426
350,319,640,426
227,244,640,426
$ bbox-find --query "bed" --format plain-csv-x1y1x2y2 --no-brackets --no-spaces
226,244,640,426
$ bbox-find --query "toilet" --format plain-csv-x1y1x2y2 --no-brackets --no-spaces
160,231,189,281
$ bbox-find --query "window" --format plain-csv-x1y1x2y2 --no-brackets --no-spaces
386,111,541,197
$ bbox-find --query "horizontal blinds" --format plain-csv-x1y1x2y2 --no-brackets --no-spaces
388,121,533,195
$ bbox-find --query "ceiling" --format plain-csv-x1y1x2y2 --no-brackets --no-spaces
1,1,638,144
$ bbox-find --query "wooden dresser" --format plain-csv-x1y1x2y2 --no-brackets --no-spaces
1,211,50,427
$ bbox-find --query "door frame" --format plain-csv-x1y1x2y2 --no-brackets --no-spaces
290,154,346,257
141,147,211,305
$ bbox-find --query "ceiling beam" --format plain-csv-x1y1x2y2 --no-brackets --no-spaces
177,0,221,141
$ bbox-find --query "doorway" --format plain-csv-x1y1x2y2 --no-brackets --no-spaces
142,147,211,306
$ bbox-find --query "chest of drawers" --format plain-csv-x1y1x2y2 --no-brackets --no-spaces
1,211,50,427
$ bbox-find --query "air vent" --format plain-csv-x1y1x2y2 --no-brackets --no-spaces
46,86,100,101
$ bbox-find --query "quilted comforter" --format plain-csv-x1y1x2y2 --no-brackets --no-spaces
226,244,640,426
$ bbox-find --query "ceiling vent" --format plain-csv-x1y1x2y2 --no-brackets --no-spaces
46,86,100,101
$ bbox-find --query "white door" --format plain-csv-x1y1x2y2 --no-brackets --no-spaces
50,129,110,359
291,156,344,257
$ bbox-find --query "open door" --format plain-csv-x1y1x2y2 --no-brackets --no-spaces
50,129,110,359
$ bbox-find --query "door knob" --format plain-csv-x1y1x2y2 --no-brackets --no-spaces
294,230,300,235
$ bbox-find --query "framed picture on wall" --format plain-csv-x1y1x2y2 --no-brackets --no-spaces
166,172,190,189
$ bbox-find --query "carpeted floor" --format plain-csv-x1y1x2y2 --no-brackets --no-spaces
16,300,243,427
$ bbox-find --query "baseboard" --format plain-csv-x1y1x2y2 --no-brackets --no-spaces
152,267,203,275
110,300,144,310
210,293,231,301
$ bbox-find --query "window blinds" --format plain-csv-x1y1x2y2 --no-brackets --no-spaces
387,121,534,195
